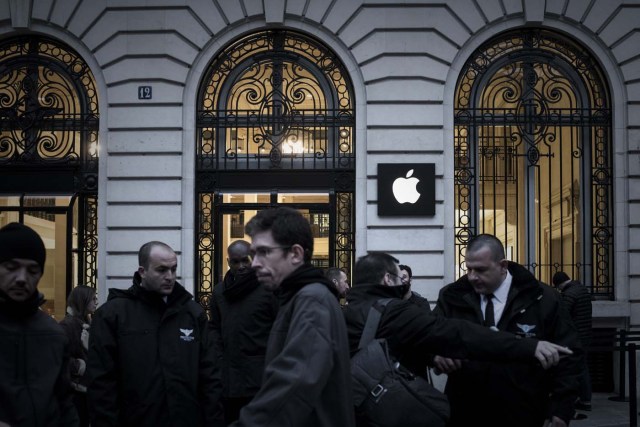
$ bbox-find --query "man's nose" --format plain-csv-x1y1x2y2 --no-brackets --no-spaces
251,256,260,268
14,267,29,283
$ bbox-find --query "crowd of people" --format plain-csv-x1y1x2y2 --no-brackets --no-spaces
0,208,592,427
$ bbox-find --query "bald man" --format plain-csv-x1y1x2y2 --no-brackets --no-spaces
210,241,278,424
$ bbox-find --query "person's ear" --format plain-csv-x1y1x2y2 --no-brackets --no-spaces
381,272,391,287
289,244,305,264
499,259,508,272
137,266,146,278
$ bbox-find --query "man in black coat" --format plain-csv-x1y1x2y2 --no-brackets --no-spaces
87,241,223,427
434,234,582,427
553,271,593,411
231,207,355,427
345,251,573,383
210,240,278,424
0,222,79,427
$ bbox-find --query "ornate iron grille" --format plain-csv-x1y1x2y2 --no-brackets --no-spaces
0,35,99,289
454,29,613,298
195,30,356,311
196,30,354,170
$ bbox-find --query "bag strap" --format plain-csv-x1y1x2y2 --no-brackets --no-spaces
357,298,394,350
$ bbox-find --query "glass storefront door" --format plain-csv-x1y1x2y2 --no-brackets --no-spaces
0,194,82,319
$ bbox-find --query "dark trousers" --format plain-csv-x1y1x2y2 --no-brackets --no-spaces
72,391,89,427
223,396,254,425
579,352,592,403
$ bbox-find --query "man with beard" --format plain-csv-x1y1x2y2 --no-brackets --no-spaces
231,207,355,427
325,267,350,303
87,241,223,427
210,240,278,424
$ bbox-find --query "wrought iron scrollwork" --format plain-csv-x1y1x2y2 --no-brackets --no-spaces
0,36,99,171
454,29,613,298
0,35,100,290
196,30,354,170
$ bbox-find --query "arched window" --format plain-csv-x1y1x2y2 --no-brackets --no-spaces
0,35,99,317
195,30,355,308
454,29,612,297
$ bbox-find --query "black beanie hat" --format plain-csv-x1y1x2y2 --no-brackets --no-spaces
552,271,570,286
0,222,46,271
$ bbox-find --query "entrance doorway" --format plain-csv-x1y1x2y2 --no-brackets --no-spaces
0,194,97,319
196,191,353,309
194,30,356,310
217,193,330,279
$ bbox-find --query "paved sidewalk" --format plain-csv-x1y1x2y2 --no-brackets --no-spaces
571,392,635,426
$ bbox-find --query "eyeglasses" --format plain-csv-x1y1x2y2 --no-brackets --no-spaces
387,271,408,285
249,245,291,259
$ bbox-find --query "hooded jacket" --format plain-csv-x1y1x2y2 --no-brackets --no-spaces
87,274,223,427
209,269,278,398
434,262,581,427
232,264,355,427
0,291,79,427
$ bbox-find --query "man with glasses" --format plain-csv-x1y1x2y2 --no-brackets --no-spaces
344,252,575,424
210,240,278,425
231,207,354,427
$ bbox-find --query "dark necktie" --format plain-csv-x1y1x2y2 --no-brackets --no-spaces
484,294,495,327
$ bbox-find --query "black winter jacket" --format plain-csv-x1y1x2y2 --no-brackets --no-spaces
434,262,582,427
559,280,593,347
209,269,278,398
87,275,223,427
344,283,539,377
0,291,79,427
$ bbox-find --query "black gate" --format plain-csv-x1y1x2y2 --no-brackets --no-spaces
454,29,613,298
195,30,355,309
0,35,99,315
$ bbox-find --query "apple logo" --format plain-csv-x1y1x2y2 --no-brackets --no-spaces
392,169,421,204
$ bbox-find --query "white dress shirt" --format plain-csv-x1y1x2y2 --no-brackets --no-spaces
481,271,512,327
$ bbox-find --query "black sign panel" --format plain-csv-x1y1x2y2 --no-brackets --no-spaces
377,163,435,217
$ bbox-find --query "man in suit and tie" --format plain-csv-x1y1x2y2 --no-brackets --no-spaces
433,234,582,427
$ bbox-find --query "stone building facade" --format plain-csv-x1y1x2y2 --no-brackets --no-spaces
0,1,638,388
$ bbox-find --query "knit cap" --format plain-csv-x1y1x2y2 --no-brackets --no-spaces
552,271,570,286
0,222,46,271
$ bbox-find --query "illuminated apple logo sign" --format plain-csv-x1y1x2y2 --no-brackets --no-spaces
392,169,421,204
378,163,435,217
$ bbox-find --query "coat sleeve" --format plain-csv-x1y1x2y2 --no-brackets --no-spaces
232,293,336,427
86,308,120,427
208,288,224,361
384,301,539,362
198,311,225,427
56,336,80,426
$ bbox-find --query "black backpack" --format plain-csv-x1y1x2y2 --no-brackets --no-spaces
351,299,450,427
